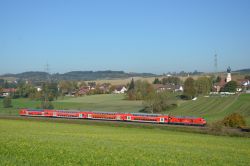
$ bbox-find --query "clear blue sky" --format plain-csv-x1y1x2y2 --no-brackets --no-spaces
0,0,249,74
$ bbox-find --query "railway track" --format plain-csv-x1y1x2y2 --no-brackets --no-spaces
0,114,206,129
1,115,248,137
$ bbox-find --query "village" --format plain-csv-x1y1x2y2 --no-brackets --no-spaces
1,67,250,99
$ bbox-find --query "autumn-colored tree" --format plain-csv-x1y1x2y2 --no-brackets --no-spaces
222,113,246,128
183,77,196,99
143,91,177,113
161,76,181,85
126,80,154,100
195,77,212,95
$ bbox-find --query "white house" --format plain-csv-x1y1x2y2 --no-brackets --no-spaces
36,86,42,92
242,80,250,86
2,92,10,97
175,85,183,92
113,86,127,94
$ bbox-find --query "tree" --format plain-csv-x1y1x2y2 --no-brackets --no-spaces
3,96,12,108
78,81,87,88
41,100,54,109
195,77,212,95
222,81,237,92
183,77,196,99
161,76,181,85
222,113,246,128
245,75,250,80
215,76,221,83
0,79,4,87
153,78,161,84
126,80,154,100
128,78,135,91
143,91,177,113
40,82,55,109
58,80,74,95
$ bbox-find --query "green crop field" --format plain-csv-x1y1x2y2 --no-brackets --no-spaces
0,119,249,166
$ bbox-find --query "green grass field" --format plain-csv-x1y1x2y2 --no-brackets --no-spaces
55,94,143,112
0,93,250,125
0,94,143,116
169,94,250,125
0,119,249,166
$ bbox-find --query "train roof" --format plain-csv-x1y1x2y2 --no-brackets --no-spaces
26,109,44,111
173,116,203,119
131,113,163,117
23,109,204,119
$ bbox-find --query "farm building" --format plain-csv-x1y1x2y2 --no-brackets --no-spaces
113,86,127,94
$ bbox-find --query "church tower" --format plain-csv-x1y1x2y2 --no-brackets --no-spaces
226,66,232,82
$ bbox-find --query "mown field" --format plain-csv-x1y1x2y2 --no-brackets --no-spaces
0,93,250,125
0,94,143,116
55,94,143,112
0,119,249,166
169,94,250,125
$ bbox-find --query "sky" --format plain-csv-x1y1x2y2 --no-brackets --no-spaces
0,0,250,74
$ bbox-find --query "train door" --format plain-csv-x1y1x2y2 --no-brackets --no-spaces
42,112,45,116
79,113,83,118
88,114,92,119
53,112,57,117
116,115,121,120
127,116,131,121
160,117,165,123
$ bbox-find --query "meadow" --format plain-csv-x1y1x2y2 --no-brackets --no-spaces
0,119,249,166
0,94,143,116
0,93,250,125
169,94,250,125
55,94,143,112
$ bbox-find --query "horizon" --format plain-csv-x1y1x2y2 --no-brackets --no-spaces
1,0,250,74
1,67,249,76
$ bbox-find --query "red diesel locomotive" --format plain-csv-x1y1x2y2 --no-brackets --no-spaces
19,109,206,126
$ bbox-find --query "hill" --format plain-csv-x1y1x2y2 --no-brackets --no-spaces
234,68,250,74
1,70,157,81
168,94,250,125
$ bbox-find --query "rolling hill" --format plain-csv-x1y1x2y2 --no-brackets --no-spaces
0,71,157,81
168,94,250,125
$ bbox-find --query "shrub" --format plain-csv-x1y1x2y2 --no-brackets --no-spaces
208,121,224,132
222,113,246,128
3,96,12,108
143,91,177,113
41,101,54,109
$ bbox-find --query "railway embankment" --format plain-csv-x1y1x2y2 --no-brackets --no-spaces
1,115,249,138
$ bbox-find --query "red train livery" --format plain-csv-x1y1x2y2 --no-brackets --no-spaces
19,109,206,126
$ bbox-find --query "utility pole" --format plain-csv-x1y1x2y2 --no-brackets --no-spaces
214,53,218,74
45,62,50,82
43,62,50,109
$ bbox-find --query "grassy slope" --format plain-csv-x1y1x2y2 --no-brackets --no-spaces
168,94,250,125
0,94,143,115
55,94,143,112
0,94,249,125
0,98,39,115
0,119,249,166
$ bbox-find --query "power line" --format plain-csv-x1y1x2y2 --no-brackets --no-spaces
45,62,50,82
214,53,218,74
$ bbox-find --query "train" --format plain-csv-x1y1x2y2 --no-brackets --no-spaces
19,109,206,126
